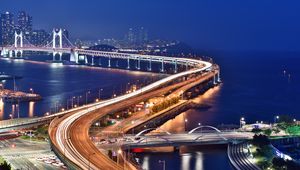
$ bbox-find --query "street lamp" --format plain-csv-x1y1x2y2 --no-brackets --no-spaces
117,149,122,165
29,88,34,94
158,160,166,170
274,115,279,124
240,117,246,129
184,118,188,131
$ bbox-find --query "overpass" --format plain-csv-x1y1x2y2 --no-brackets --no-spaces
1,28,221,169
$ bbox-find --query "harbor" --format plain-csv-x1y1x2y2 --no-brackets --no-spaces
0,88,42,103
0,73,41,103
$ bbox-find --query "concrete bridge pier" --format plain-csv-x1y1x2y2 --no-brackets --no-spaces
70,51,79,64
137,57,141,70
174,59,178,73
185,62,188,70
213,73,217,85
127,57,130,69
217,70,221,82
84,55,88,64
160,58,164,72
148,57,152,71
108,56,111,67
91,56,95,65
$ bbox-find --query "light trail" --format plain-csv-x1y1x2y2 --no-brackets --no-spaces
52,57,213,169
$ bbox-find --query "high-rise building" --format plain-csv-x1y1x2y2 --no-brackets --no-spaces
0,12,15,46
127,28,135,43
30,29,49,46
138,27,148,43
125,27,148,45
17,11,32,33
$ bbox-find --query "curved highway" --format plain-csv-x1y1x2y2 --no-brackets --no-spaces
49,54,213,170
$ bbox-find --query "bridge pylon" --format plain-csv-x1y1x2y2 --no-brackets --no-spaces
14,31,24,58
52,29,63,61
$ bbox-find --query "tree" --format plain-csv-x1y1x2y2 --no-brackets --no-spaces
252,134,270,147
263,129,272,136
0,161,11,170
272,157,286,168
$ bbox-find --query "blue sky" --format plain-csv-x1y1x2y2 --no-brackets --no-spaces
1,0,300,51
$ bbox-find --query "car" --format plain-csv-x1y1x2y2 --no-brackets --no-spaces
44,160,54,164
36,157,44,161
52,163,62,167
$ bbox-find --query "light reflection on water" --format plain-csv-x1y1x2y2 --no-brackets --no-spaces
156,85,222,134
0,99,3,119
0,57,164,120
195,152,204,170
29,101,35,117
181,153,192,170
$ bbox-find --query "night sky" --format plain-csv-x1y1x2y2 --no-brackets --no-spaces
1,0,300,51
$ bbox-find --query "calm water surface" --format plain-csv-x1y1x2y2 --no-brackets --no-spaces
137,51,300,170
1,51,299,170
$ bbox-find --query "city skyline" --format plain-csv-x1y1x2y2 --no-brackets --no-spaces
1,0,300,51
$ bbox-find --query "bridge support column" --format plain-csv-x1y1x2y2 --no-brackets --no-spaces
108,56,111,67
84,56,88,64
127,57,130,69
213,74,217,85
137,57,141,70
70,51,79,64
148,57,152,71
161,58,164,72
217,71,221,82
185,62,188,70
174,60,177,73
91,56,95,66
52,29,63,49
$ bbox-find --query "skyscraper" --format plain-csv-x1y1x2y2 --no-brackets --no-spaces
16,11,32,41
127,28,135,43
0,12,15,46
17,11,32,33
125,27,148,45
138,27,148,43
